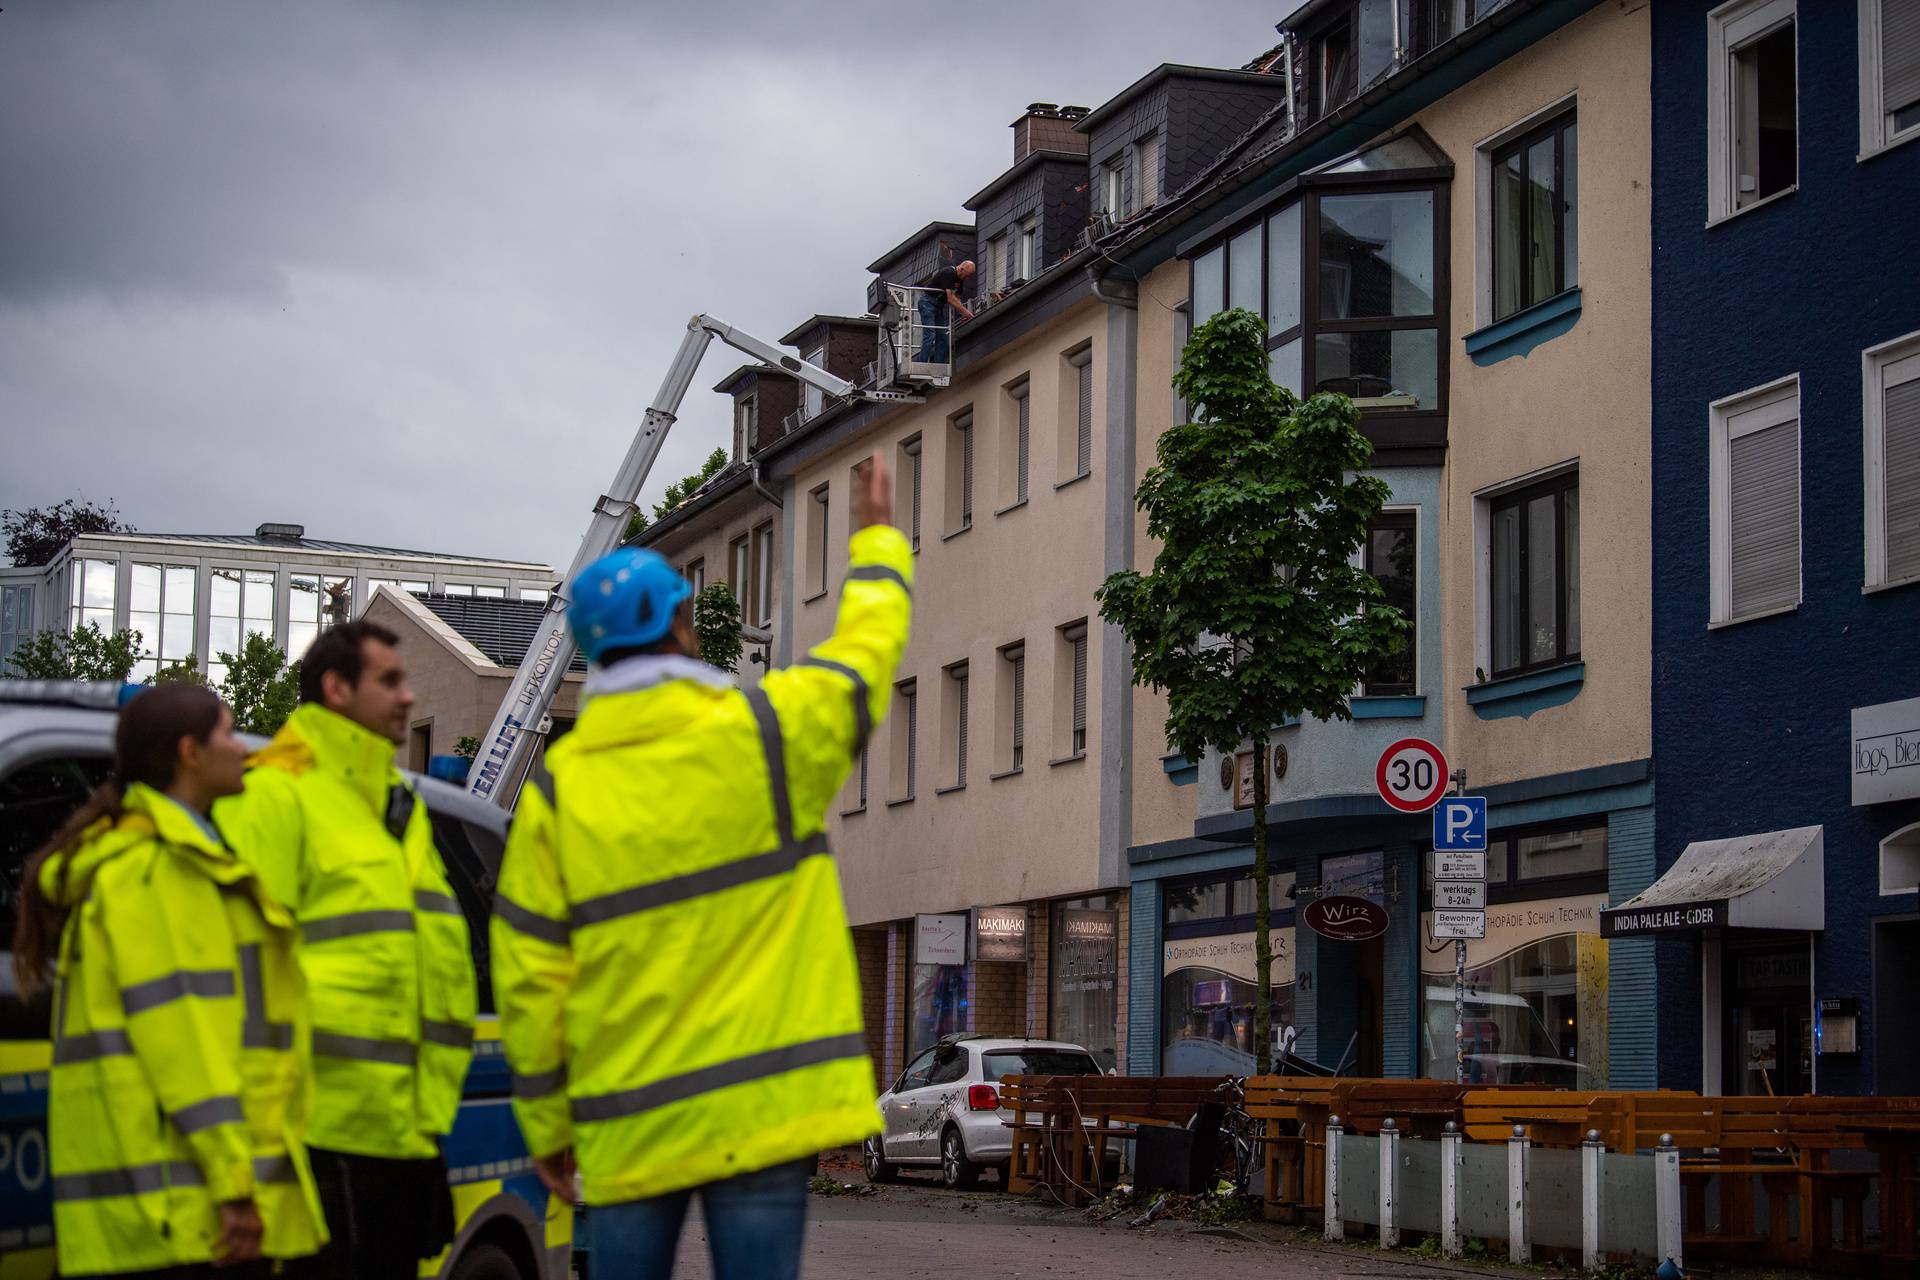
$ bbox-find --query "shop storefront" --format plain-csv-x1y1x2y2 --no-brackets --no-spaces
1421,821,1611,1088
1159,873,1297,1075
910,912,969,1056
1050,895,1121,1071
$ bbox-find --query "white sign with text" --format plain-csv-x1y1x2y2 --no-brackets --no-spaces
1434,881,1486,910
1852,695,1920,805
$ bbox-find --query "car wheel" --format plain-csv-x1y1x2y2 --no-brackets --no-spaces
941,1127,980,1190
448,1240,523,1280
863,1135,898,1184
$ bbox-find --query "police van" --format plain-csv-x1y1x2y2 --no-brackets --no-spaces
0,682,570,1280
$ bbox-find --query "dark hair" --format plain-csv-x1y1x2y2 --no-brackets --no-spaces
12,685,226,996
597,597,698,667
299,619,401,705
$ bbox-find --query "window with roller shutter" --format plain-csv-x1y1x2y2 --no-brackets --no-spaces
1711,376,1801,624
1866,331,1920,588
1862,0,1920,154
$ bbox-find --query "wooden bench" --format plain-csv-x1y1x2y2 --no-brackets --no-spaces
998,1075,1228,1207
1245,1075,1340,1221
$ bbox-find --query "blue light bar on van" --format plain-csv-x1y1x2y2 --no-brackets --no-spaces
0,680,143,710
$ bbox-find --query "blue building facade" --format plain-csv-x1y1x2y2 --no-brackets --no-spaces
1645,0,1920,1096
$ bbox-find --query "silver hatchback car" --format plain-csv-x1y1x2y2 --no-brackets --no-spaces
863,1036,1103,1190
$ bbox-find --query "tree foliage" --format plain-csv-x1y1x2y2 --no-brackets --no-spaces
693,583,743,674
1095,307,1409,1072
3,623,143,681
217,632,301,735
3,498,132,567
624,447,734,543
149,654,210,688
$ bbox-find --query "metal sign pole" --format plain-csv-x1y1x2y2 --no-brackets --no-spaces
1452,768,1467,1086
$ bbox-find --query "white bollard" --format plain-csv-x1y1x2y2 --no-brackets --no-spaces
1582,1128,1605,1273
1379,1118,1400,1249
1324,1115,1344,1242
1508,1124,1531,1264
1654,1132,1684,1273
1441,1121,1463,1258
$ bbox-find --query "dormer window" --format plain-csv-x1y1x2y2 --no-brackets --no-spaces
734,393,757,460
1101,160,1124,219
1015,219,1037,282
803,347,826,420
1308,11,1357,120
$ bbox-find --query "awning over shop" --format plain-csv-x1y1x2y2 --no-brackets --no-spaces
1599,826,1824,939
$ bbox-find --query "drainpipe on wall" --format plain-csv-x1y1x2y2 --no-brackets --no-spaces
751,458,784,509
1089,266,1138,896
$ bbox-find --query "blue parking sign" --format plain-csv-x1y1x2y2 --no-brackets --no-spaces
1432,796,1487,851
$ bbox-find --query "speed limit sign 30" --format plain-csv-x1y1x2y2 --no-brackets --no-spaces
1376,737,1449,813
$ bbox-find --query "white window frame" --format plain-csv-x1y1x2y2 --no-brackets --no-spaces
1864,328,1920,589
1707,0,1799,226
802,349,826,420
1470,93,1578,331
1016,219,1037,282
1102,161,1124,219
1709,373,1802,626
1859,0,1920,158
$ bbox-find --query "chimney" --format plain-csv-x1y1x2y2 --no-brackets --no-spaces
1012,103,1091,163
255,522,305,542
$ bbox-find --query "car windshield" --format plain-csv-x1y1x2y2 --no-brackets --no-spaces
983,1049,1101,1079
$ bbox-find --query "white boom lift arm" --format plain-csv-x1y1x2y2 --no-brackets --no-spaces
465,313,922,804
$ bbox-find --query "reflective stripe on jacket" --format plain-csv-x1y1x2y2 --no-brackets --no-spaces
217,702,475,1158
492,523,913,1205
46,783,325,1275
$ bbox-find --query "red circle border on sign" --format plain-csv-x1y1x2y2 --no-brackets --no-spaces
1375,737,1448,813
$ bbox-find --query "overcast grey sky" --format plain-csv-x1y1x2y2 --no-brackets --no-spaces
1,0,1295,569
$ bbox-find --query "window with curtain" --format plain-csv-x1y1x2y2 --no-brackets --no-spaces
1492,110,1577,320
1490,472,1580,676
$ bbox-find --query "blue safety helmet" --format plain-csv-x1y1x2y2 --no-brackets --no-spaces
566,547,692,664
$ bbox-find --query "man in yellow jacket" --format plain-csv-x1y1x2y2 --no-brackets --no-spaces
218,620,476,1280
492,454,910,1280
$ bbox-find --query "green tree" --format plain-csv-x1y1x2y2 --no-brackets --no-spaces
149,654,210,687
1095,308,1408,1073
217,632,301,735
453,735,481,761
693,583,743,674
3,623,143,681
3,498,132,567
625,447,732,544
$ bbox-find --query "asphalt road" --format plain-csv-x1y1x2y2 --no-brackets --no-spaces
653,1173,1553,1280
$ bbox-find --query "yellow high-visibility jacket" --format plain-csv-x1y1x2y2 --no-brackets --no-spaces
45,783,325,1275
492,524,913,1205
217,703,475,1159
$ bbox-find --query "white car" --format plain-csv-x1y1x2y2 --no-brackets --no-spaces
863,1036,1104,1190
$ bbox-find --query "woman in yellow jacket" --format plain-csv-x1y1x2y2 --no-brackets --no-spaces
12,684,325,1279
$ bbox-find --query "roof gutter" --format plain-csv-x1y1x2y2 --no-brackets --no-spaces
751,458,783,509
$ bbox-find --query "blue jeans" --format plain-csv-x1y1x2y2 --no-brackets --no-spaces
915,296,948,363
587,1157,812,1280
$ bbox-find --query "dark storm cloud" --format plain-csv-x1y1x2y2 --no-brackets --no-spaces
0,0,1295,565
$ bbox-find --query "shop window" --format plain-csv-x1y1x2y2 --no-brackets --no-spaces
1050,897,1120,1072
1160,871,1298,1075
910,957,965,1057
1421,933,1607,1088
